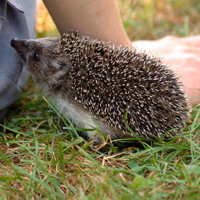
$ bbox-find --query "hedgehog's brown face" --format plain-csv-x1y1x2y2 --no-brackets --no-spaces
11,37,70,84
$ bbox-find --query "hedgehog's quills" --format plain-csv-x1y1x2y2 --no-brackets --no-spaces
11,31,189,143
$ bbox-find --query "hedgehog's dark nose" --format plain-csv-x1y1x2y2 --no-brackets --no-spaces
10,38,19,47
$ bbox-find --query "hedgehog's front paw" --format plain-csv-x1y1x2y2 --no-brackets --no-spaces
89,134,104,144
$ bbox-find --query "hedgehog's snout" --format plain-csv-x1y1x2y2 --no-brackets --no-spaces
10,38,30,62
11,38,28,49
10,38,19,48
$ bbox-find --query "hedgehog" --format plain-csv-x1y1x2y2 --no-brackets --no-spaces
10,31,189,143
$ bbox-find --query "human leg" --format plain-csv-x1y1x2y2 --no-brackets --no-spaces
43,0,132,47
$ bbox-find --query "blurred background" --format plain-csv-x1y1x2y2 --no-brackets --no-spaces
36,0,200,40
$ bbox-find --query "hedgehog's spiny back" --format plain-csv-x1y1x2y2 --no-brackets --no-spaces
60,32,189,139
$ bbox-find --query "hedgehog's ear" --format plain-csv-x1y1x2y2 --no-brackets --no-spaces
57,58,70,72
52,57,70,77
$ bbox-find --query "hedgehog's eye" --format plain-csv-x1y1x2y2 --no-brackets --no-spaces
33,51,40,62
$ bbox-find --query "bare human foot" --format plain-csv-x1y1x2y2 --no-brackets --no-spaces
133,36,200,106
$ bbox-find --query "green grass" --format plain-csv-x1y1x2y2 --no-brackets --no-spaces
1,84,200,199
1,0,200,199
